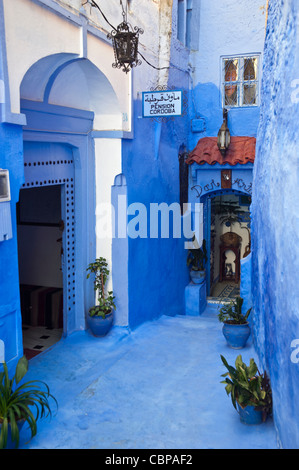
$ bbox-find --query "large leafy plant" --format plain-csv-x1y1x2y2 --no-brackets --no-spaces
220,354,272,422
86,257,116,318
218,296,251,324
187,238,208,271
0,356,57,449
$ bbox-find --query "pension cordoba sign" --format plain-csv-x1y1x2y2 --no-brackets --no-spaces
142,90,183,117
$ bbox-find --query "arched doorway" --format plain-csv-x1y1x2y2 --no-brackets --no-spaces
18,54,122,359
200,189,251,302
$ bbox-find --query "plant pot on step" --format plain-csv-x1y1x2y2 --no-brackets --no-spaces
86,307,114,337
187,238,208,285
220,355,272,425
86,257,116,338
222,322,251,349
0,420,25,449
237,404,263,425
190,269,206,285
218,297,252,349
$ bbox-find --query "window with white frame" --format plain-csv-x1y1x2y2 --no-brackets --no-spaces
177,0,193,48
222,56,260,107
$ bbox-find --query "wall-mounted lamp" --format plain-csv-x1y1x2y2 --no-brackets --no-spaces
217,109,231,156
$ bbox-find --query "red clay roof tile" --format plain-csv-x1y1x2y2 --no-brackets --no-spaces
186,136,256,166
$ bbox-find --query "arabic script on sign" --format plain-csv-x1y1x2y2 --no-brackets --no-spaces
142,90,182,117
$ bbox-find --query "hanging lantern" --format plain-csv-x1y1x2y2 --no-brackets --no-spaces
107,2,143,74
88,0,143,74
217,109,231,156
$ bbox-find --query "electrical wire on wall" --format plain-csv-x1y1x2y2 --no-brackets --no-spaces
81,0,201,120
82,0,171,71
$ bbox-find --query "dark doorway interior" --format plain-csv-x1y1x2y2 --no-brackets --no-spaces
17,185,63,360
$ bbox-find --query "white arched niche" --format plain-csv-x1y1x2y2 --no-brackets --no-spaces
47,58,122,130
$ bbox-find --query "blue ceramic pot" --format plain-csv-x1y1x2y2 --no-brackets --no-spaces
222,322,250,349
87,310,113,337
190,269,205,284
237,404,263,425
0,420,25,449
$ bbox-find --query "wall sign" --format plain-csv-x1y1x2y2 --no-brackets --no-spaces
142,90,183,118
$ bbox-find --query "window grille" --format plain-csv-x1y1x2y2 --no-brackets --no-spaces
222,56,259,108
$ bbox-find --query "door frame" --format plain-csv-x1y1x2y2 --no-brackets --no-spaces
200,188,251,297
21,100,96,335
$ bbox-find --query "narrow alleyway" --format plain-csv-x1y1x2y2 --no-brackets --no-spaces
19,304,278,450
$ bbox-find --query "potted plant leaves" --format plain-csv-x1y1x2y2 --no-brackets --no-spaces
218,296,251,349
220,354,272,425
187,237,208,284
86,257,115,337
0,356,57,449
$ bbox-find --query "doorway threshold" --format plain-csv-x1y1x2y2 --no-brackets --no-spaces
22,325,63,360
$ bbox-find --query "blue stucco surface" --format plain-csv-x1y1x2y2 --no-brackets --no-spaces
17,304,278,449
0,123,24,372
122,90,190,329
251,0,299,449
240,253,252,320
190,83,260,150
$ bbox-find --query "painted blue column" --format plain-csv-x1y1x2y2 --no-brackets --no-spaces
111,173,129,327
0,123,24,373
0,0,26,373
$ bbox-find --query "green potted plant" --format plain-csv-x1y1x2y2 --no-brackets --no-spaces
86,256,116,336
220,354,272,424
0,356,57,449
218,296,251,348
187,237,208,284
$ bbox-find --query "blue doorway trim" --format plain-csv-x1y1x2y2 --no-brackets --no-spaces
21,100,96,335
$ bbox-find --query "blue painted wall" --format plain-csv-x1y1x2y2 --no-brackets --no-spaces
122,80,190,329
190,82,260,149
0,122,24,372
121,0,267,329
188,0,267,149
251,0,299,449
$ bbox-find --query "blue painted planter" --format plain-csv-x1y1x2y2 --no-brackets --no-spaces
222,322,250,349
87,310,113,337
190,269,205,285
237,404,263,425
0,420,25,449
